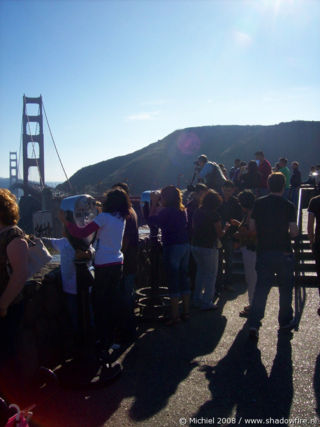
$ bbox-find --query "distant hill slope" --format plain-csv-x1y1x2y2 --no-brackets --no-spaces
0,178,10,188
58,121,320,195
0,179,61,189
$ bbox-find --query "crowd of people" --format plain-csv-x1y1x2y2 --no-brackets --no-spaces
0,150,320,399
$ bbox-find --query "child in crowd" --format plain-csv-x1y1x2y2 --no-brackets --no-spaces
42,230,94,332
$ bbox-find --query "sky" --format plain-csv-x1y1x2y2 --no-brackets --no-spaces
0,0,319,182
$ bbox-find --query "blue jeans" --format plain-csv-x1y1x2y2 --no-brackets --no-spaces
249,251,294,329
191,245,219,306
162,244,190,297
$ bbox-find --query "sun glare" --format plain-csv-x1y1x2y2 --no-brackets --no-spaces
259,0,296,17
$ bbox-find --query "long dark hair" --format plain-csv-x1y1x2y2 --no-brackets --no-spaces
161,186,185,211
200,189,222,212
102,188,131,219
247,160,259,174
238,189,255,210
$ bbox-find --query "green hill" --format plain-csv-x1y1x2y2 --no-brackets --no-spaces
59,121,320,195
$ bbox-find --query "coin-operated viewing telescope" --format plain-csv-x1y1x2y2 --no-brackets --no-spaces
56,196,122,385
59,195,98,348
60,194,98,246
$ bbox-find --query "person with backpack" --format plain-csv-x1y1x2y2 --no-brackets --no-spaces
0,189,28,398
196,154,227,193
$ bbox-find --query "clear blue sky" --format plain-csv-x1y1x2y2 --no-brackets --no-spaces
1,0,319,182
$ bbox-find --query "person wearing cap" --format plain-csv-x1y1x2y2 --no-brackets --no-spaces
196,154,227,193
255,151,272,196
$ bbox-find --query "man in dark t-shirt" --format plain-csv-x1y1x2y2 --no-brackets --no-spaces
308,195,320,304
248,173,298,340
186,183,208,242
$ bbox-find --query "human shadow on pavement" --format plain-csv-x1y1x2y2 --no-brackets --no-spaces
127,310,227,421
314,353,320,417
31,311,227,426
192,324,293,423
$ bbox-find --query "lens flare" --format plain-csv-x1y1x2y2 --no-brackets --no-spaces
177,131,201,155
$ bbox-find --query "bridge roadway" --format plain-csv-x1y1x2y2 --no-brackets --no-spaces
32,212,319,427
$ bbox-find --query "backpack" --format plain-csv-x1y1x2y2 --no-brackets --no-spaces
0,226,52,299
205,162,227,191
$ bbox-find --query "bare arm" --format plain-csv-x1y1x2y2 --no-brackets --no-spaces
0,238,28,317
307,212,315,246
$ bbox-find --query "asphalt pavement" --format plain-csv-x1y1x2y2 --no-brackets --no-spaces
31,282,320,427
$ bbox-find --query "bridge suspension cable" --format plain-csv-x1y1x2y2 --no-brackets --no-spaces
42,100,73,192
17,115,23,181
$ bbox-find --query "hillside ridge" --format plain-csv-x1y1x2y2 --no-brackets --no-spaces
58,121,320,195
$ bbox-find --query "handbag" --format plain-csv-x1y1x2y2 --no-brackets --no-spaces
0,226,52,280
26,235,52,279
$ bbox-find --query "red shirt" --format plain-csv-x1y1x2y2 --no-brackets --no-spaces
259,159,272,188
